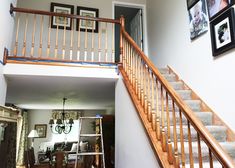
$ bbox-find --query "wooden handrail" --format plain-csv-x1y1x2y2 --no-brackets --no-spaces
121,28,235,167
10,4,120,24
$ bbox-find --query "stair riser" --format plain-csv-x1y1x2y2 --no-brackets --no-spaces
170,82,184,90
159,68,170,74
177,90,192,100
163,75,177,82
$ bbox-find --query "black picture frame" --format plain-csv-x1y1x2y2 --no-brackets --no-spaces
206,0,234,21
35,124,47,138
188,0,209,40
76,6,99,33
187,0,200,9
50,2,74,30
210,7,235,56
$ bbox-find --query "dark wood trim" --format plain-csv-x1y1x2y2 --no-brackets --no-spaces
3,48,8,65
10,4,120,24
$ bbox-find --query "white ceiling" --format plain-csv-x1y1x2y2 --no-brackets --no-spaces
5,74,117,110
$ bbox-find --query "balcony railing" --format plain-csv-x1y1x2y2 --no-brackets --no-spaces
5,4,121,66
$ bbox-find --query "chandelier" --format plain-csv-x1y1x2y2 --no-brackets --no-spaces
49,98,74,134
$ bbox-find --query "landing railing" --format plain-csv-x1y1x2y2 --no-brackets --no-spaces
6,4,120,65
119,18,235,167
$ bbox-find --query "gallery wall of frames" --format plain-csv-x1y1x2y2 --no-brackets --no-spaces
187,0,235,56
50,2,99,32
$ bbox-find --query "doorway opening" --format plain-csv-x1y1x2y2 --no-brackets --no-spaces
113,2,147,62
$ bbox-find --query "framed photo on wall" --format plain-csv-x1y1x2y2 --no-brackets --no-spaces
206,0,234,20
210,8,235,56
76,6,99,33
35,124,47,138
188,0,209,40
50,2,74,30
187,0,200,9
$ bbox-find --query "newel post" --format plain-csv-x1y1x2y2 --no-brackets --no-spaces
119,15,125,63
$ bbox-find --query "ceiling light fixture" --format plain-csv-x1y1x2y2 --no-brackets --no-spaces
49,98,74,134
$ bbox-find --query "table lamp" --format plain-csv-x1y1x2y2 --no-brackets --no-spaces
28,129,39,148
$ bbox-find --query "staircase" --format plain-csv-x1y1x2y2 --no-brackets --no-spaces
158,67,235,167
120,26,235,167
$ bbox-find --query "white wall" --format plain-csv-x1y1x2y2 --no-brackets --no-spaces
0,0,17,105
115,77,160,168
147,0,235,130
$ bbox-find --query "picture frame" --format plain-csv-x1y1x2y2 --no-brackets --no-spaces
205,0,234,21
50,2,74,30
188,0,209,40
76,6,99,33
210,7,235,56
35,124,47,138
187,0,200,9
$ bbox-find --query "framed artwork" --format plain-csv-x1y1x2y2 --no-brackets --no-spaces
35,124,47,138
187,0,200,9
189,0,209,40
50,2,74,30
210,8,235,56
206,0,234,21
76,6,99,33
